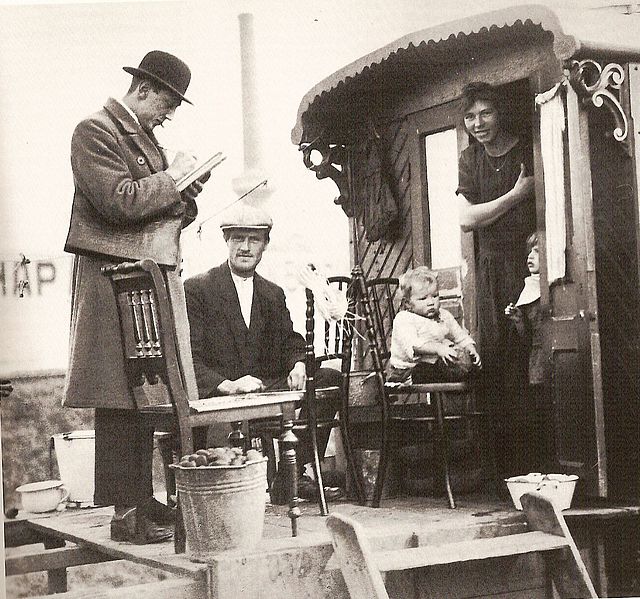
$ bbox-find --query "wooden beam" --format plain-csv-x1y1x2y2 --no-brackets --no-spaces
27,577,208,599
48,567,68,594
4,518,51,548
5,545,116,576
375,531,568,571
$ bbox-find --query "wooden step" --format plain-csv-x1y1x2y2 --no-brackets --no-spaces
376,531,569,571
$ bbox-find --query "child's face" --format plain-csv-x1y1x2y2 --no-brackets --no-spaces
407,281,440,318
527,244,539,274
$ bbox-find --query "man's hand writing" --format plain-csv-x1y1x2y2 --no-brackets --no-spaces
287,362,306,391
166,150,198,182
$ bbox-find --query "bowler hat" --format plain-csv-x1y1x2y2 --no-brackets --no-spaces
124,50,193,105
220,203,273,231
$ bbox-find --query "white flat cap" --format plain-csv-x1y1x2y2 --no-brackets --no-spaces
219,203,273,231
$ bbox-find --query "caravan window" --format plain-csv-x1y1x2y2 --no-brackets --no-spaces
424,128,461,268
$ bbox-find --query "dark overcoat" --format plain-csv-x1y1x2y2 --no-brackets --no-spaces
63,98,198,410
184,262,306,398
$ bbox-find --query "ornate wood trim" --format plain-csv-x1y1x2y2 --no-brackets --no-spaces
566,59,631,154
300,138,352,215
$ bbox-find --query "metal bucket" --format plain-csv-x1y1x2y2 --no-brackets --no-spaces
51,430,95,506
172,457,268,562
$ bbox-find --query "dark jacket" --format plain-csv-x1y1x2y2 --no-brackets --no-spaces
64,97,196,266
184,262,306,398
63,98,198,409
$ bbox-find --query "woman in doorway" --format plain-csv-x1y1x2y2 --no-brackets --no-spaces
455,82,536,481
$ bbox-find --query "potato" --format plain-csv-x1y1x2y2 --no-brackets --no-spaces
194,455,208,467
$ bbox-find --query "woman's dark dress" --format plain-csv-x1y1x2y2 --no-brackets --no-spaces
456,139,536,478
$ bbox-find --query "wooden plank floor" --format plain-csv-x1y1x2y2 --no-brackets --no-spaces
6,494,640,583
6,495,522,571
5,507,206,579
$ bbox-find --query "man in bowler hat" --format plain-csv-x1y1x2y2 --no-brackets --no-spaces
63,50,209,544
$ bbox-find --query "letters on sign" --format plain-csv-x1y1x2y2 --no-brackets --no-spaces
0,260,57,297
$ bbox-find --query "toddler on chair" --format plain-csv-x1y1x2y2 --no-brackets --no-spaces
388,266,481,385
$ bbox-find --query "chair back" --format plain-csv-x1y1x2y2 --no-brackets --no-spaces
101,259,189,416
304,275,357,387
316,276,354,364
364,276,400,365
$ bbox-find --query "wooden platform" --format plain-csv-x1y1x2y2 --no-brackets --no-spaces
5,495,640,598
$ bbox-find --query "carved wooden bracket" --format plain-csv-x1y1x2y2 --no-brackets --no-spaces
567,59,630,154
300,138,353,216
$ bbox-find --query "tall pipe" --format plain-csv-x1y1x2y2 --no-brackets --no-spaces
233,12,270,200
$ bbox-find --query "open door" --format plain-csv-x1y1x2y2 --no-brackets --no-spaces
541,83,607,496
408,101,474,334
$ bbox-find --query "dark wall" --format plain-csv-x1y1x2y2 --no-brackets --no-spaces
590,106,640,500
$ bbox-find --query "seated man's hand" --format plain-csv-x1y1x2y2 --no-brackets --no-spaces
287,362,306,391
217,375,265,395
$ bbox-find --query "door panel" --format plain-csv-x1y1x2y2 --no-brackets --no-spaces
546,84,607,495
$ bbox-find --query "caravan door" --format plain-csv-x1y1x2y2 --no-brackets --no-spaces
542,83,607,497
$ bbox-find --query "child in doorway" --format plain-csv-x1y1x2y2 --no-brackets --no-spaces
388,266,481,385
504,232,553,474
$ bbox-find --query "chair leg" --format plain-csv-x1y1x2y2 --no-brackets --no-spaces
434,392,455,509
155,433,176,506
372,416,392,508
261,433,278,489
339,420,366,505
309,423,329,516
280,419,300,537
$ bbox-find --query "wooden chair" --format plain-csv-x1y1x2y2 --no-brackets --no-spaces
102,259,305,548
302,276,367,512
326,492,598,599
351,266,484,508
249,276,366,514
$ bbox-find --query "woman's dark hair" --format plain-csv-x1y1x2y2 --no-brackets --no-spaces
459,82,505,116
459,82,516,142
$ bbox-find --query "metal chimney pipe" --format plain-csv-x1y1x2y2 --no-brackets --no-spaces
233,12,270,199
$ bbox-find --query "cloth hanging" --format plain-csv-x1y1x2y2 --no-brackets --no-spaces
297,264,349,322
535,82,567,284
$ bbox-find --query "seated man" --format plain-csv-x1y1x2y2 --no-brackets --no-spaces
184,203,342,500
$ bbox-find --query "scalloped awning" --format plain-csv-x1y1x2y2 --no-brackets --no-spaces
291,4,640,145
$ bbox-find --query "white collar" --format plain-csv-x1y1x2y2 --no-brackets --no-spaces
115,97,141,127
516,274,541,306
229,266,254,284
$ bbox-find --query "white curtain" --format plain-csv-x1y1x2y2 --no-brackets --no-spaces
535,82,566,284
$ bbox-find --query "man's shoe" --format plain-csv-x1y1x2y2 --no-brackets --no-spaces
110,507,173,545
142,497,176,525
